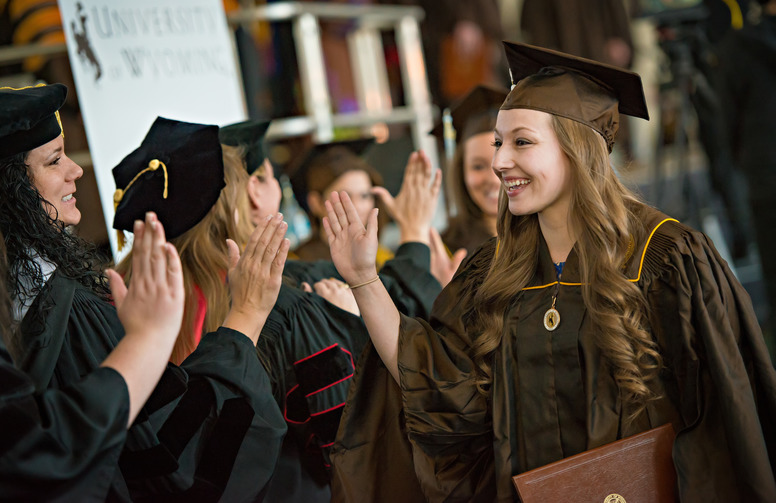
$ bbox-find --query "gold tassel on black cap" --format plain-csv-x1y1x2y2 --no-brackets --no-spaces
113,159,169,251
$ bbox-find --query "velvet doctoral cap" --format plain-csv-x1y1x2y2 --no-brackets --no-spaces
501,42,649,152
219,119,271,175
289,138,377,214
112,117,225,244
0,83,66,159
430,84,509,143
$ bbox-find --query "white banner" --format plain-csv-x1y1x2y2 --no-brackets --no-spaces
59,0,246,257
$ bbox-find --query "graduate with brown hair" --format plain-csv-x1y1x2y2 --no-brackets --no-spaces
323,43,776,501
433,84,508,256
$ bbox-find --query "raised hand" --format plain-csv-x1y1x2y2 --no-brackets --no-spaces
223,213,290,343
311,277,360,316
104,212,185,424
428,228,467,288
371,150,441,245
106,212,184,345
323,191,379,286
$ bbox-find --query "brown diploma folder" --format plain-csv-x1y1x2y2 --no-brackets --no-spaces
512,423,677,503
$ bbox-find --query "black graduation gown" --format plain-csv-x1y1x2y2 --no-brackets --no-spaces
16,271,286,502
331,204,776,502
0,336,128,501
259,242,441,502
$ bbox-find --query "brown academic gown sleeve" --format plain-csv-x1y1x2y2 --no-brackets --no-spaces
396,241,497,502
639,221,776,501
329,242,497,503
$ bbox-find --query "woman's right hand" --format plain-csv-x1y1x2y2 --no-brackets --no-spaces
223,213,290,343
323,191,379,286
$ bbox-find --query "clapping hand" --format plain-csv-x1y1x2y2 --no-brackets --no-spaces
371,150,441,245
323,191,379,287
106,212,184,346
224,213,290,343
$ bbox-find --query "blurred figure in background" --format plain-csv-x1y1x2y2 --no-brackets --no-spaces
290,138,394,266
716,0,776,357
383,0,505,107
432,84,507,256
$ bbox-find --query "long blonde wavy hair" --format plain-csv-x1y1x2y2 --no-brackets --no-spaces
468,114,662,421
118,145,253,364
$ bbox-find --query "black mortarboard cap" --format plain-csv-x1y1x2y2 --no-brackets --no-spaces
0,83,66,159
112,117,225,246
430,84,509,142
501,42,649,151
219,119,271,175
289,138,376,214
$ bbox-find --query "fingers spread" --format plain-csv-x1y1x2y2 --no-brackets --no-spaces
340,191,364,227
324,199,342,235
332,191,350,229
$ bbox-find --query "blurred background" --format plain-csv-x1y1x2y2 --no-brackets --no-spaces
1,0,774,357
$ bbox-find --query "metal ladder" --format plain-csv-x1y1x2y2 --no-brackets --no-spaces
229,1,439,170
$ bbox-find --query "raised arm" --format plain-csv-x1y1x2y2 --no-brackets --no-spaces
324,191,401,381
103,212,184,426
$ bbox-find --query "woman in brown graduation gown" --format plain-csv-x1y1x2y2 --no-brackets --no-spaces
323,43,776,502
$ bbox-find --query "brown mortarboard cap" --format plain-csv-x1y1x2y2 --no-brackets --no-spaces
112,117,225,248
501,42,649,152
430,84,509,143
0,83,66,159
289,138,377,214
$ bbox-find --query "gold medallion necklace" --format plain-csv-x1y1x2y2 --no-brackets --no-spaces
544,273,561,332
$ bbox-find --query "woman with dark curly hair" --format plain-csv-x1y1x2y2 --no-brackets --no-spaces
323,43,776,501
0,212,188,499
0,84,287,501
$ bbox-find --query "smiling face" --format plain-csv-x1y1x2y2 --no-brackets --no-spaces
492,108,573,222
462,132,500,217
25,135,84,226
317,170,375,225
